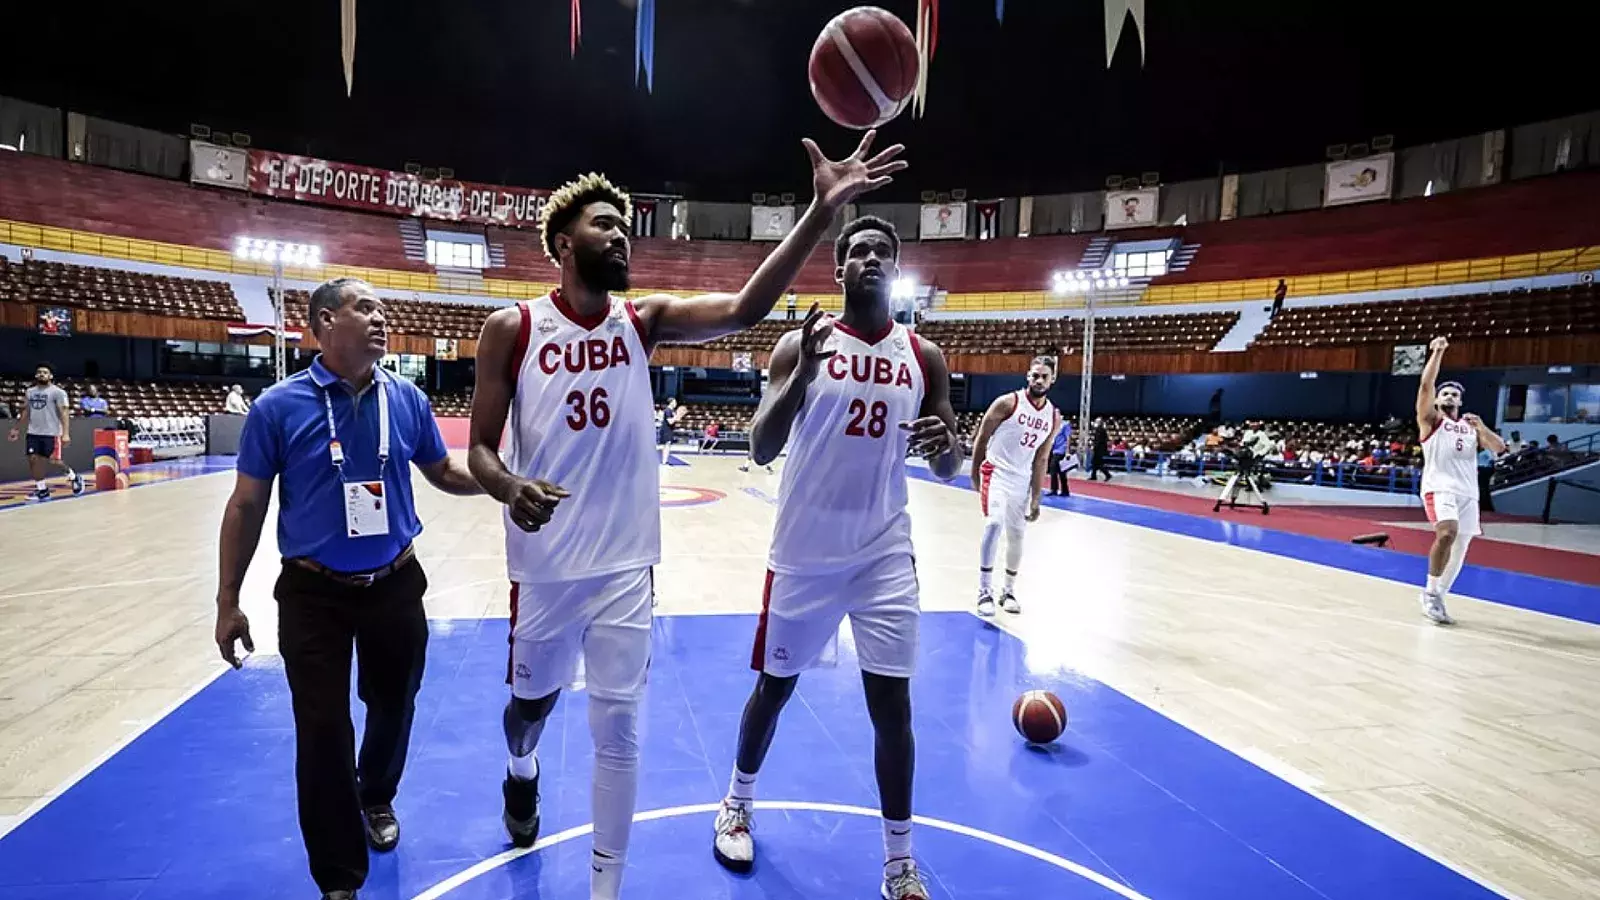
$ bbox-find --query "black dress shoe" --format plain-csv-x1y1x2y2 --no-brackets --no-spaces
363,805,399,852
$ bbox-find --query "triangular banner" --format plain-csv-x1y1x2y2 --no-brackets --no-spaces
341,0,356,96
1105,0,1147,67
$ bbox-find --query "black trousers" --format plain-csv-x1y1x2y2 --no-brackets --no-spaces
1048,452,1069,495
1089,451,1113,481
275,556,429,893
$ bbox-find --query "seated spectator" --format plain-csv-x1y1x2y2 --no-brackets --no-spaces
701,421,721,453
224,384,251,415
79,385,110,417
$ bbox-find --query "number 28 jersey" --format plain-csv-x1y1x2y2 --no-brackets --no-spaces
503,291,661,584
769,321,927,575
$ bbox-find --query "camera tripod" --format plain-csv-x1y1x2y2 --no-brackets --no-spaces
1213,462,1271,514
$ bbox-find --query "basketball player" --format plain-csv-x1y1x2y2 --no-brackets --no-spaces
711,216,962,900
5,362,85,500
968,357,1059,615
1415,336,1504,624
467,132,906,900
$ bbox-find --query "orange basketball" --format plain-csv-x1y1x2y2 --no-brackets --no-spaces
808,7,920,130
1012,690,1068,745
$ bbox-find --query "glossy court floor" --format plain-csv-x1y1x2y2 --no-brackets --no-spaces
1,452,1598,899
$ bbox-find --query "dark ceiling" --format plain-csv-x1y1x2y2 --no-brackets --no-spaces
1,1,1592,200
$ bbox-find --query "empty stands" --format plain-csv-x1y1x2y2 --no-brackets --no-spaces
0,377,230,419
914,312,1239,354
0,256,243,320
280,289,497,339
1253,283,1600,347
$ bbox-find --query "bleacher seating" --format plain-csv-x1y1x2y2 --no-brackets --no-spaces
0,256,244,321
951,411,1199,455
0,376,231,420
280,290,498,339
1252,283,1600,347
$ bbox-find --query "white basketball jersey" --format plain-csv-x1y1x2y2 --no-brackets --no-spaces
768,321,927,575
503,292,661,583
983,390,1058,489
1420,414,1479,501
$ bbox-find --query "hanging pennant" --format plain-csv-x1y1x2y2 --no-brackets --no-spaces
1105,0,1146,67
635,0,656,92
340,0,356,96
996,0,1004,24
571,0,582,58
913,0,939,117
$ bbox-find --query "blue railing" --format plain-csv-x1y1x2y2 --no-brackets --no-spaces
1090,450,1424,494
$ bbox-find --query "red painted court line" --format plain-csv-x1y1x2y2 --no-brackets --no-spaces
1065,479,1600,587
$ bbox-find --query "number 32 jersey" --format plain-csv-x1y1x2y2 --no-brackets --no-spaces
769,320,927,575
504,291,660,584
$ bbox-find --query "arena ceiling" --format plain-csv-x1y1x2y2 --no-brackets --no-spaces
1,1,1591,200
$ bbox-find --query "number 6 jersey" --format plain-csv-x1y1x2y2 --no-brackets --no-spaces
504,291,660,584
768,320,928,575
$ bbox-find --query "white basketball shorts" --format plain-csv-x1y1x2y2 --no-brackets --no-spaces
980,467,1030,532
753,552,920,679
1423,491,1482,538
507,566,653,702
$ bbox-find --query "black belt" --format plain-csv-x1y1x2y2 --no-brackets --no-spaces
289,545,415,587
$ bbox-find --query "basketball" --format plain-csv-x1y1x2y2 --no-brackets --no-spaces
1012,690,1068,745
808,7,920,130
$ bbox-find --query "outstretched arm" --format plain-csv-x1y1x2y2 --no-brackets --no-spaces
635,132,907,346
905,340,963,481
967,394,1016,493
1416,335,1447,436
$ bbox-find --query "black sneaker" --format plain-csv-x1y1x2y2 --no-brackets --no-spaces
362,805,399,852
322,891,358,899
502,771,540,848
70,472,85,495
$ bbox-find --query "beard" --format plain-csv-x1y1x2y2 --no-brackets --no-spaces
1438,401,1460,417
1027,383,1049,398
574,245,630,293
843,280,889,310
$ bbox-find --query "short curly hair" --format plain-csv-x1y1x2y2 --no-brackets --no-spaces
833,215,899,266
538,173,633,265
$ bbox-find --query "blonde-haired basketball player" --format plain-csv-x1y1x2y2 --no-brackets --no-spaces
1415,336,1504,624
711,215,962,900
968,357,1059,615
468,134,905,900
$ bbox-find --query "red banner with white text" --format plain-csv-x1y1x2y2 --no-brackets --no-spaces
247,151,551,229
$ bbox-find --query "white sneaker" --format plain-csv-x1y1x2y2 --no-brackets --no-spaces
882,859,931,900
999,591,1021,614
712,799,754,873
975,590,996,617
1419,592,1454,625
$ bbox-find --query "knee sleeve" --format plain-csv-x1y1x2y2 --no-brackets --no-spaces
588,695,641,858
1440,534,1472,594
863,674,912,734
979,520,1002,568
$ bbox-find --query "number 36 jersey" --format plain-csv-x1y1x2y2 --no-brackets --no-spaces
769,320,927,575
504,291,660,584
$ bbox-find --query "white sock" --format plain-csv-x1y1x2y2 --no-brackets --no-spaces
35,480,46,491
883,817,913,866
1425,574,1442,596
727,767,758,804
591,848,624,900
508,750,538,781
1003,569,1018,592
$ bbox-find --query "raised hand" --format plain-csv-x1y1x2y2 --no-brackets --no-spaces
505,478,570,533
803,130,908,211
1429,335,1449,353
793,302,837,381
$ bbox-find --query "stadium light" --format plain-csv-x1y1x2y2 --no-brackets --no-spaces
235,236,322,268
892,277,915,300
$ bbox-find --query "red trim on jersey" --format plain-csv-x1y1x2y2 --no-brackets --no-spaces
510,301,533,390
551,288,609,331
833,318,894,346
979,461,994,516
907,329,930,388
623,299,653,353
504,582,521,686
749,569,776,671
1022,390,1048,412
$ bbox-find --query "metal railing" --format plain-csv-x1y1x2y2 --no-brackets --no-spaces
1089,449,1425,494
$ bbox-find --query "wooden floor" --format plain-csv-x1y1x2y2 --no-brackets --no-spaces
1,453,1598,898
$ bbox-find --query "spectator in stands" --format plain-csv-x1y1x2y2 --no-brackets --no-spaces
1048,419,1071,496
1546,434,1571,464
79,385,109,417
701,421,721,453
1505,430,1526,453
224,384,250,415
1271,279,1287,318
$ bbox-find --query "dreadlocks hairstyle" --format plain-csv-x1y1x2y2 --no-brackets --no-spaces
538,172,633,265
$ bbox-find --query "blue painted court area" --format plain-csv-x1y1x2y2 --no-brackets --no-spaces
909,467,1600,626
0,614,1499,900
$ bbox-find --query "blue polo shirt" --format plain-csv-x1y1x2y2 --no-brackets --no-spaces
1052,421,1072,455
237,358,448,572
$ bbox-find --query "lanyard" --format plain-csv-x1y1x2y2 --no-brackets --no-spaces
323,377,389,479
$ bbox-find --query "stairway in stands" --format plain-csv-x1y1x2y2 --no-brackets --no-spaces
1079,236,1112,270
1168,241,1201,274
398,219,428,264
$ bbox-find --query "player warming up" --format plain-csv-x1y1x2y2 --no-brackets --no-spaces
968,357,1058,615
1415,336,1504,624
6,362,85,501
711,216,962,900
468,132,905,900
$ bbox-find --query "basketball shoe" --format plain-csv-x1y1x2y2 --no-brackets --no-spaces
502,769,541,848
1419,591,1454,625
883,858,931,899
999,591,1020,614
70,471,84,495
712,799,754,872
975,589,996,617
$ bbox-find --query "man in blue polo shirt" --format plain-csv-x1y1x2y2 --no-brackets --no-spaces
213,277,482,900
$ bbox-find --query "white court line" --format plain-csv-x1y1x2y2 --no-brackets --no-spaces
407,800,1154,900
0,573,198,602
0,664,229,840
